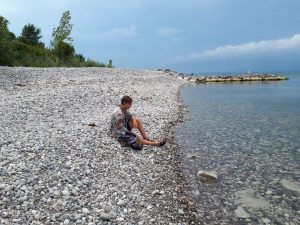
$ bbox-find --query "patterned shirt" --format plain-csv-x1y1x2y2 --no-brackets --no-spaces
109,106,133,139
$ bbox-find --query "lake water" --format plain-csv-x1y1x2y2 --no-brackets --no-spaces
175,73,300,225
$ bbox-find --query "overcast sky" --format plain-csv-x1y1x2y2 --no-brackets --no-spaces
1,0,300,73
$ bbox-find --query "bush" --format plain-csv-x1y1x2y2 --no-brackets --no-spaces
0,16,15,66
53,41,75,61
107,59,113,68
84,59,106,67
13,41,59,67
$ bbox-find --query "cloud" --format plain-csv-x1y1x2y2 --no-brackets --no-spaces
100,25,137,39
156,27,184,37
175,33,300,61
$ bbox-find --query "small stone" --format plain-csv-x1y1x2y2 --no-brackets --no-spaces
2,212,9,218
82,208,89,214
235,206,250,219
146,205,152,210
266,190,272,195
262,218,271,224
151,190,161,196
187,154,197,160
117,200,126,206
62,189,70,196
99,212,114,220
116,217,124,222
21,186,27,191
197,170,218,183
64,219,70,225
34,214,41,220
178,209,184,214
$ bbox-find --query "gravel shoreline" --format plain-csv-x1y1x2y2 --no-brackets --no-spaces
0,67,198,225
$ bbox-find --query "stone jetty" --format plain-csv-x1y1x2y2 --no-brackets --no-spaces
157,69,289,83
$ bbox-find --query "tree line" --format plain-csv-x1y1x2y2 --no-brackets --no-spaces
0,11,113,68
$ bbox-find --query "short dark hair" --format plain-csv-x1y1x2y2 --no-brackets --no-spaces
121,95,133,104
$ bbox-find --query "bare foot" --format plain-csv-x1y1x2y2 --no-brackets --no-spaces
159,138,167,147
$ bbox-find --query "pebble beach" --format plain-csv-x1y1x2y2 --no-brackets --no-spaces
0,67,198,225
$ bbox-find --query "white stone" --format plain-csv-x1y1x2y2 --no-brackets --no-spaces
152,190,161,195
82,208,89,214
62,189,70,196
235,206,250,219
197,170,218,180
117,200,126,206
147,205,152,210
262,218,271,224
266,190,272,195
99,212,114,220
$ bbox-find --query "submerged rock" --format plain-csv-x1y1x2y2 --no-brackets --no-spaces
187,154,197,160
234,189,271,213
197,170,218,183
280,179,300,196
235,206,250,219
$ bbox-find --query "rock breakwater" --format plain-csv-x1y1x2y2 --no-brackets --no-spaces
157,69,288,83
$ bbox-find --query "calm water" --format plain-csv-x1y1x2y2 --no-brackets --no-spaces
175,73,300,224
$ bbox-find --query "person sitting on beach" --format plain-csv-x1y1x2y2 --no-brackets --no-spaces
109,95,167,150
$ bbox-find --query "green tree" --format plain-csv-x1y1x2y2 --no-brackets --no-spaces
54,40,75,61
0,16,15,65
51,11,73,47
75,54,85,62
19,23,43,46
107,59,113,68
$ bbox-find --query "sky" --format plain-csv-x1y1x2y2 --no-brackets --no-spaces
1,0,300,73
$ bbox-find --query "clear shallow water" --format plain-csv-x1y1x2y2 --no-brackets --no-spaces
175,73,300,225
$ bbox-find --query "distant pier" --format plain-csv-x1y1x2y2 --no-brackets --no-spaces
158,69,289,83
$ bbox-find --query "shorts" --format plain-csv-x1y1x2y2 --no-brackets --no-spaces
117,132,143,150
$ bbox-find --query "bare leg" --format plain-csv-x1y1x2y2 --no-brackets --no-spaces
129,117,167,147
130,117,148,140
136,136,159,146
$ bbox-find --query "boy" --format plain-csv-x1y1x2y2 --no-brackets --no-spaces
110,95,167,149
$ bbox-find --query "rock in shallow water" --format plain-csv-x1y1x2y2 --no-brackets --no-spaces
234,189,271,213
280,179,300,196
197,170,218,183
235,206,250,218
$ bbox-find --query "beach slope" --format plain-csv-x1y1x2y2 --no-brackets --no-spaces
0,67,196,224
